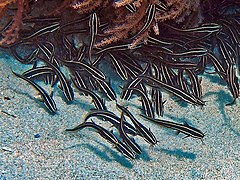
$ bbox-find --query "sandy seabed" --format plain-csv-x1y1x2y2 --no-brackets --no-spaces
0,51,239,179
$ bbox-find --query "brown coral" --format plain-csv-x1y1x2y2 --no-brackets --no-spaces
0,0,25,45
66,0,203,48
0,0,204,47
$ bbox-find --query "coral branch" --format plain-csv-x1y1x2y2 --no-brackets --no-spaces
0,0,24,45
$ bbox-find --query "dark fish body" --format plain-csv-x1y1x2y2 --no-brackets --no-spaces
140,75,205,106
66,121,135,159
141,115,205,140
38,46,75,102
12,70,57,113
66,121,119,145
117,104,157,146
119,113,142,155
84,110,138,136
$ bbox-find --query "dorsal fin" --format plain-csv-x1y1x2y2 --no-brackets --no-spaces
184,121,190,126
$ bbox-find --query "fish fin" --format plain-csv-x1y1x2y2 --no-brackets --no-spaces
182,135,190,139
90,119,95,124
58,83,63,90
200,138,205,145
32,61,38,69
109,124,114,128
112,144,117,148
199,77,202,84
175,130,180,135
184,121,190,126
130,137,136,143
